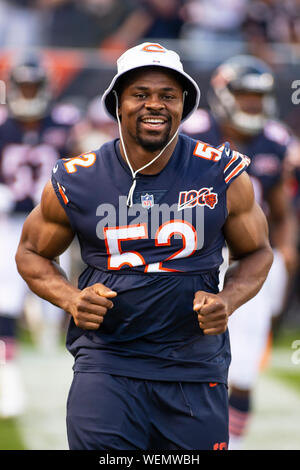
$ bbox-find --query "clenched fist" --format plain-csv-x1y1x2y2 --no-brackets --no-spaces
193,291,230,335
69,283,117,330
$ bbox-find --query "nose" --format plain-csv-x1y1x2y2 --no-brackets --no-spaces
144,94,165,111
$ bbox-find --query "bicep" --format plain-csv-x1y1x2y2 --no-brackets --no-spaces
223,172,270,259
19,181,75,260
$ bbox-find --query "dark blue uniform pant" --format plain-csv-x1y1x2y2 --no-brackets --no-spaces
66,372,229,450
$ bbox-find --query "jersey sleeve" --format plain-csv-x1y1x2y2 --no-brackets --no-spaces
219,142,251,186
51,157,77,229
50,150,98,230
51,158,69,204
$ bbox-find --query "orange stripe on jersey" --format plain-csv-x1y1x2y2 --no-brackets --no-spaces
224,154,239,172
57,183,69,204
224,162,246,184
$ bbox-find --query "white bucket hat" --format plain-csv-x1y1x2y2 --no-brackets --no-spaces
102,42,200,122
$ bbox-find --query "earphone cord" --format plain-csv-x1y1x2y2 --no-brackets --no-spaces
113,90,186,207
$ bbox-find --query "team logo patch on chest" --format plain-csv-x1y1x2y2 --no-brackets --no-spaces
178,188,218,211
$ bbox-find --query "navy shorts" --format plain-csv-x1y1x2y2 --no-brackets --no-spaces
66,372,229,450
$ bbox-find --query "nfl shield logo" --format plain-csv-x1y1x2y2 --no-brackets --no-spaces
141,193,154,209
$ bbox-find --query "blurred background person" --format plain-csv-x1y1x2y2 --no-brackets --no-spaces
180,0,249,61
26,0,186,60
241,0,300,64
40,0,139,50
70,95,118,155
0,53,79,418
181,54,299,450
0,0,45,47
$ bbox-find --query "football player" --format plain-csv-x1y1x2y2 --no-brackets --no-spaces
16,43,273,449
182,54,299,449
0,53,79,417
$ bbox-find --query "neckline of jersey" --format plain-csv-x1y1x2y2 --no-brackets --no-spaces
113,136,183,180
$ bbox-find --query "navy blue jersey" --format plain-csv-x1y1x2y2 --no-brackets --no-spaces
181,109,291,209
0,103,79,214
52,133,250,383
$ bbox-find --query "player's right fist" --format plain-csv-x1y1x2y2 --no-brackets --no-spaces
69,283,117,330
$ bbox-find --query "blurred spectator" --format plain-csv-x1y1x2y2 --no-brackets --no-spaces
40,0,142,49
243,0,300,44
0,0,45,47
99,0,185,61
137,0,185,40
181,0,249,41
0,52,79,417
180,0,249,62
242,0,300,62
35,0,185,60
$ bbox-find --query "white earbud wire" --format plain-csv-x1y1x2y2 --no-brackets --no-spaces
113,90,186,207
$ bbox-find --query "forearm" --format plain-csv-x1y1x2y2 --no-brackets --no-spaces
219,245,274,315
16,247,80,314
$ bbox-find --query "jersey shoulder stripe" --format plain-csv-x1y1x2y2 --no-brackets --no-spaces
222,146,251,185
189,137,251,185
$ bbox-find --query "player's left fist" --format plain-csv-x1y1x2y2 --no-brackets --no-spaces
193,291,229,335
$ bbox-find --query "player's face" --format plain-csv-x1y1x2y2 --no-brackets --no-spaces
233,91,264,115
18,82,40,99
118,68,184,152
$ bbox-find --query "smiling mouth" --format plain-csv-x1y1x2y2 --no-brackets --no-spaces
139,116,169,131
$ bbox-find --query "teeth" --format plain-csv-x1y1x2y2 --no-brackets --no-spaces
142,118,165,124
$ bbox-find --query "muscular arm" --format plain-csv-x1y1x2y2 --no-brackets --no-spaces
221,172,273,311
15,181,117,329
194,172,274,334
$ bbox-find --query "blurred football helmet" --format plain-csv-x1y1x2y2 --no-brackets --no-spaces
208,55,277,135
7,54,52,121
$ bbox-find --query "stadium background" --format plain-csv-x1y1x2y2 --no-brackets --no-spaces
0,0,300,450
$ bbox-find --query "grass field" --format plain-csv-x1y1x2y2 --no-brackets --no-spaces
0,328,299,451
244,333,300,451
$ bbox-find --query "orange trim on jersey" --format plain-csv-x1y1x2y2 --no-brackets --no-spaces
155,219,197,260
224,162,246,184
57,183,69,204
193,141,222,162
224,154,239,172
145,220,197,273
64,152,96,174
144,263,181,273
103,223,148,271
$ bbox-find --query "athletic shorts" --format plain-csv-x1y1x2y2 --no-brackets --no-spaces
66,372,229,450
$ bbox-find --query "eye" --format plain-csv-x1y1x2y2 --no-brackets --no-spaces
163,94,176,100
135,93,147,99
